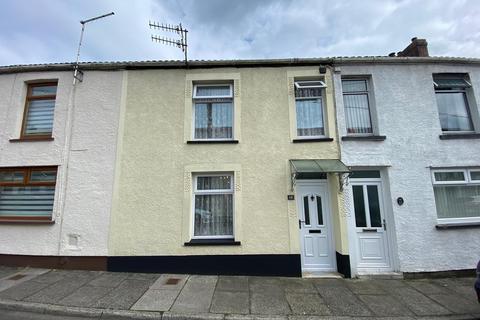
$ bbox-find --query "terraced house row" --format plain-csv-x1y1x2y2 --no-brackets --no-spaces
0,38,479,278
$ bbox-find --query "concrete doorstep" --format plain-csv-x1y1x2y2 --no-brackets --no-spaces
0,267,479,320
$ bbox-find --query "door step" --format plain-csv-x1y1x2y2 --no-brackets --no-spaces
302,271,343,279
356,272,403,280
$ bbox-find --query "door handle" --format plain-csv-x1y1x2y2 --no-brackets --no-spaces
298,219,304,229
383,219,387,231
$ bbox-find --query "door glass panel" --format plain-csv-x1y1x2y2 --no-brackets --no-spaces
353,186,366,227
316,196,323,225
303,196,310,225
367,185,382,227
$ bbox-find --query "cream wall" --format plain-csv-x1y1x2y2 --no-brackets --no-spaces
109,67,343,256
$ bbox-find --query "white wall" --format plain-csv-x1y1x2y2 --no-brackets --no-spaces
0,70,124,256
335,63,480,273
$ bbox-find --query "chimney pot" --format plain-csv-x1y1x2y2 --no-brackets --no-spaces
411,37,417,42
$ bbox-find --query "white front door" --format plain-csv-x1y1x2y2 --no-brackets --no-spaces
296,182,336,272
350,180,393,272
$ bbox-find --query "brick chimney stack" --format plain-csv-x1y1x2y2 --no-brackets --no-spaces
395,37,429,57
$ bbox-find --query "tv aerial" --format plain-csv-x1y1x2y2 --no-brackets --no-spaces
149,21,188,65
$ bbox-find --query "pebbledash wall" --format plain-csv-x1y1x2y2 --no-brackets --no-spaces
0,70,125,267
107,66,349,276
334,61,480,275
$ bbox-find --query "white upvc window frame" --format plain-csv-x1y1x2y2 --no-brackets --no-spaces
193,84,233,99
342,78,374,136
192,83,235,141
294,80,327,139
431,168,480,224
192,172,235,240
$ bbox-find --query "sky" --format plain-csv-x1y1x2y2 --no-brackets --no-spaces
0,0,479,66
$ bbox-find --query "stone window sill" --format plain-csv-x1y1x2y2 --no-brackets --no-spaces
187,140,239,144
9,137,54,142
292,138,333,143
184,239,241,246
439,133,480,140
0,218,55,224
341,135,386,141
435,222,480,229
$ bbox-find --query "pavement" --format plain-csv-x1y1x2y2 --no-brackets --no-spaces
0,266,479,320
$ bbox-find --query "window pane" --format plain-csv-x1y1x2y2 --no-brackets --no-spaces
434,171,465,182
367,185,381,227
0,186,55,218
31,85,57,97
24,100,55,135
295,87,322,98
296,98,324,136
343,94,372,134
197,176,231,190
435,92,473,131
434,185,480,219
471,171,480,181
30,170,57,182
196,85,231,97
434,78,470,89
353,186,367,227
316,196,323,225
350,171,380,179
194,194,233,236
303,196,310,225
0,171,24,183
342,80,367,93
194,102,233,139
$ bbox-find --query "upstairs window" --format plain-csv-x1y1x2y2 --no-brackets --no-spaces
432,168,480,223
0,167,57,222
294,80,326,137
342,79,373,135
193,84,233,140
22,82,57,138
433,75,474,132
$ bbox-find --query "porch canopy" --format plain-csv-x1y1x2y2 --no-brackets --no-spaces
289,159,350,190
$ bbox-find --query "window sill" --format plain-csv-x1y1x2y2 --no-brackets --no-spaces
0,218,54,224
292,138,333,143
341,135,386,141
10,137,54,142
184,239,241,246
435,222,480,229
187,140,239,144
439,133,480,140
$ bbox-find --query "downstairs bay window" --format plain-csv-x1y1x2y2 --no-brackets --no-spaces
193,173,234,238
0,167,57,222
432,169,480,224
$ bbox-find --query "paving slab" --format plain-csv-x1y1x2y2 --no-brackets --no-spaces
58,285,113,307
210,290,249,314
24,272,99,304
285,292,331,315
281,279,317,294
216,276,249,292
131,289,179,312
0,268,50,293
357,294,413,316
345,280,386,295
93,279,154,309
428,293,480,314
151,274,189,291
249,277,285,293
32,270,68,284
0,280,50,300
386,286,451,316
170,275,217,313
250,291,291,315
128,273,162,281
311,279,347,288
316,286,372,316
405,280,452,295
227,315,287,320
87,272,129,288
0,267,21,280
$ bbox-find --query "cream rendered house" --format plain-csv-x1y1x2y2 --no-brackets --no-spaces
107,61,352,277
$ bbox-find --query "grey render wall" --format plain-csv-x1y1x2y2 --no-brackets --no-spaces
334,63,480,273
0,70,124,256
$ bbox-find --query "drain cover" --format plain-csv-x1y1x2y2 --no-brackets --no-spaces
8,274,26,280
165,278,180,285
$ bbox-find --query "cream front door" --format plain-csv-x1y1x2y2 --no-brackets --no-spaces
296,182,336,272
